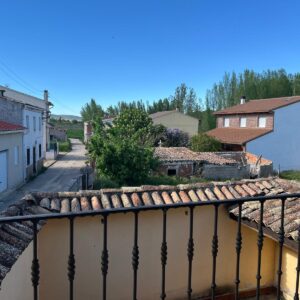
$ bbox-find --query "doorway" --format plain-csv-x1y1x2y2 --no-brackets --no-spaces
33,146,36,174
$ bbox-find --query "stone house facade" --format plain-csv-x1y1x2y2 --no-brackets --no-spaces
154,147,273,180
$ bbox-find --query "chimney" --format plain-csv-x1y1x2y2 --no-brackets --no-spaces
44,90,49,102
0,89,5,97
240,96,246,105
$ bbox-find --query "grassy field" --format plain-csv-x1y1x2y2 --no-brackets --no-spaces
66,129,84,141
50,118,84,141
280,170,300,181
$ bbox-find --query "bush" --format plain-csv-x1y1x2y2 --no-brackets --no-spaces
190,133,221,152
162,128,190,147
59,139,72,152
93,176,120,189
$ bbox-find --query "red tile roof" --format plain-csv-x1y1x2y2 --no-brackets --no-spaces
206,128,272,145
214,96,300,115
0,121,25,132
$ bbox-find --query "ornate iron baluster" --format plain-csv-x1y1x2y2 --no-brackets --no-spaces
31,220,40,300
161,209,168,300
235,202,243,300
294,225,300,300
68,218,75,300
187,207,194,300
277,198,286,300
132,212,139,300
256,200,265,300
101,215,109,300
211,204,219,300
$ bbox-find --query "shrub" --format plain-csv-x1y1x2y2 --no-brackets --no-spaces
58,139,72,152
162,128,190,147
190,133,221,152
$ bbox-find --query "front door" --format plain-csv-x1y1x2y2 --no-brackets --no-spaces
0,151,8,192
33,146,36,174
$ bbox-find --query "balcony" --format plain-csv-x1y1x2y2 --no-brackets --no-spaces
0,178,299,300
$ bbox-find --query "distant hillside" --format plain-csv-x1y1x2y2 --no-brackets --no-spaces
51,114,82,122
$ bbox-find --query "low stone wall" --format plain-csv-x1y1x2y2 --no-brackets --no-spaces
200,164,250,180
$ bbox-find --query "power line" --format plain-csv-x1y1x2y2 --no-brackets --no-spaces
0,61,41,97
0,59,43,94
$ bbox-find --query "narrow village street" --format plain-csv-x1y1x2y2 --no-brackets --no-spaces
0,138,87,211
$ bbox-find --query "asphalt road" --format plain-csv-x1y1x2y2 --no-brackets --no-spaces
0,138,87,211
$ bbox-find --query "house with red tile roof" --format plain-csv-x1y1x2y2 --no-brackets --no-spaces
207,96,300,171
0,120,25,194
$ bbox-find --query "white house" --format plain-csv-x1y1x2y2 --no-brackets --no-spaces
207,96,300,171
0,86,52,179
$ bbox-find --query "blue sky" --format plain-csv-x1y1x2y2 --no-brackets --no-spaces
1,0,300,115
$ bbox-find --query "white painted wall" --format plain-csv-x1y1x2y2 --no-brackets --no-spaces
247,101,300,171
23,107,44,177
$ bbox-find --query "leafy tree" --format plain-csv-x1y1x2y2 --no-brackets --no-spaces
112,108,154,146
88,109,159,185
162,128,190,147
81,98,104,122
95,138,157,186
190,134,221,152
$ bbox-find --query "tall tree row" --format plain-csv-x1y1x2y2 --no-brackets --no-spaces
81,69,300,132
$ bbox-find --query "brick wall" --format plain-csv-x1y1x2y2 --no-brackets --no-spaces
216,114,273,129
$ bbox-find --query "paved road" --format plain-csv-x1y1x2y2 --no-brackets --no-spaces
0,139,87,211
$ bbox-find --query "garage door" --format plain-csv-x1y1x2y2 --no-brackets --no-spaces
0,151,8,192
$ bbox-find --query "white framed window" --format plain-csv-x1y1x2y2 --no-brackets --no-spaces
258,117,266,128
14,146,19,165
26,115,30,129
240,117,247,128
39,117,42,131
33,117,36,131
224,117,230,127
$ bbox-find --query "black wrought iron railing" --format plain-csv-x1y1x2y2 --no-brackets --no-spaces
0,193,299,300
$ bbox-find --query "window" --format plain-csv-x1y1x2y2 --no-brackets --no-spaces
240,117,247,128
14,146,19,165
33,116,36,131
258,117,266,128
39,144,42,158
167,168,177,176
224,117,230,127
26,115,29,130
39,117,42,131
26,148,30,166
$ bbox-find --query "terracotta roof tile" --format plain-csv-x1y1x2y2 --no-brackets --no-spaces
0,120,25,132
154,147,236,164
206,128,272,145
214,96,300,115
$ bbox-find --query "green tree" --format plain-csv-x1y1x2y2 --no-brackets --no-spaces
80,98,104,122
88,109,159,186
190,134,221,152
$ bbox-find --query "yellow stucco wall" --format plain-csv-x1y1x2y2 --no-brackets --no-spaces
0,244,33,300
0,207,297,300
274,245,299,300
152,111,199,136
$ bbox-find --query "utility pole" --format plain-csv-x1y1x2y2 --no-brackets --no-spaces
43,90,52,153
